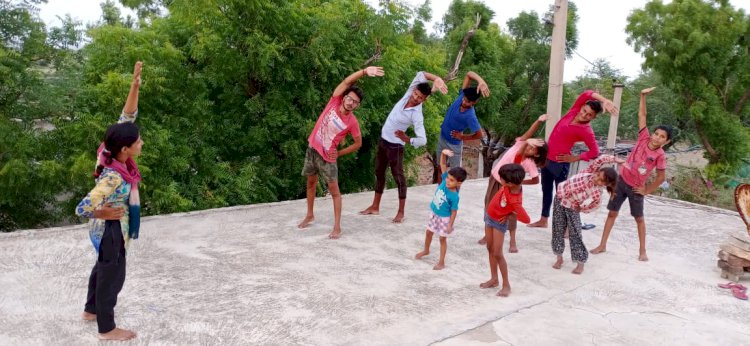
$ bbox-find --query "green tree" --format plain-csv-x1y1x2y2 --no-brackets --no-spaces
626,0,750,175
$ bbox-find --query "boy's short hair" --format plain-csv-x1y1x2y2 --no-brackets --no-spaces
416,82,432,97
343,85,364,102
585,100,603,114
448,167,468,182
463,87,481,101
655,125,673,141
498,163,525,185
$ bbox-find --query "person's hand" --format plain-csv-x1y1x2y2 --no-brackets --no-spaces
364,66,384,77
442,149,454,157
526,138,545,148
394,130,410,142
94,202,125,220
634,185,647,195
450,130,464,140
132,61,142,88
446,225,454,234
615,157,626,164
641,86,656,95
555,154,579,163
603,100,619,116
326,148,338,160
537,114,548,122
477,81,490,97
432,78,448,94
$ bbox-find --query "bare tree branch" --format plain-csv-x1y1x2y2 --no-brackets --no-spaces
362,39,383,67
444,14,481,82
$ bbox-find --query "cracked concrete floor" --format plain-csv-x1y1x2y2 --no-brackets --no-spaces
1,179,749,345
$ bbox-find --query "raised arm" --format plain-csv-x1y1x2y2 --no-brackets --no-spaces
422,71,448,95
121,61,142,120
332,66,384,97
440,149,453,174
462,71,490,97
638,87,656,130
591,91,619,116
520,114,547,140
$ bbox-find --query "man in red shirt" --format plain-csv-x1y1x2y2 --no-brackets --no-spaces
298,66,385,239
528,90,619,228
590,87,671,261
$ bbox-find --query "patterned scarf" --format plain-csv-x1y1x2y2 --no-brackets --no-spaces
96,143,142,239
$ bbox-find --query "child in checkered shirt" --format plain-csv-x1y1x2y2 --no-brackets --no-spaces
551,155,623,274
415,149,467,270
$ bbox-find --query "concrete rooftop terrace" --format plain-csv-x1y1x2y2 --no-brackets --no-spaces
1,178,749,345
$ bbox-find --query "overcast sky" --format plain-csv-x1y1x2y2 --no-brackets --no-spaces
39,0,750,82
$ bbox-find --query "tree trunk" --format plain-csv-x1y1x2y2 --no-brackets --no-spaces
694,120,720,163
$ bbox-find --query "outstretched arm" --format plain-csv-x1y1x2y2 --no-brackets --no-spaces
520,114,547,140
638,87,656,130
422,71,449,95
332,66,385,97
440,149,453,174
461,71,490,97
635,169,666,196
591,91,619,116
120,61,142,123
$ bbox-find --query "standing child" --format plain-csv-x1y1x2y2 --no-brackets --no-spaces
75,61,143,341
481,164,530,297
551,155,622,275
415,149,468,270
590,87,671,261
479,114,548,251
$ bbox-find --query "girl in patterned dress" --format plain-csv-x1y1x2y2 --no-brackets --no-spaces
75,61,142,341
551,155,622,274
415,149,467,270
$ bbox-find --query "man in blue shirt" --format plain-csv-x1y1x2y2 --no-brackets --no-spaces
436,71,490,172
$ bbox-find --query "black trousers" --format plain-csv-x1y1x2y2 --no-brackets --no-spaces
84,220,127,334
374,138,407,199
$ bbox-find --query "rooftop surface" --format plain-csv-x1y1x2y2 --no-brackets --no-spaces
1,178,749,345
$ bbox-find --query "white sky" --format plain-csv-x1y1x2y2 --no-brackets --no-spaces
39,0,750,82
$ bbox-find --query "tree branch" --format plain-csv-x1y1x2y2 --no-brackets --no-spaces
361,39,382,67
733,87,750,115
444,14,481,82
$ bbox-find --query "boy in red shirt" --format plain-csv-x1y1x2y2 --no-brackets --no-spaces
481,164,530,297
590,87,671,261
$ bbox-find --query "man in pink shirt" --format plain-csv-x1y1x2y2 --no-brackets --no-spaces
528,90,619,228
590,87,671,261
298,66,385,239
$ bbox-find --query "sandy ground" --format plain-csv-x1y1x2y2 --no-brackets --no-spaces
1,179,749,345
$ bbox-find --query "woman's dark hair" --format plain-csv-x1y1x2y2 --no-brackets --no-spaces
499,163,526,185
343,85,364,103
94,122,140,178
585,100,603,114
533,144,548,167
416,82,432,97
599,166,618,199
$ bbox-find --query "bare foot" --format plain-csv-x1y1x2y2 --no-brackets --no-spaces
297,215,314,228
98,328,136,341
480,279,499,289
572,263,584,274
358,207,379,215
590,245,606,254
496,285,511,297
392,212,405,223
433,263,445,270
528,220,548,228
82,312,96,321
553,256,563,269
509,242,518,253
478,236,487,245
639,250,649,261
415,251,429,259
328,227,341,239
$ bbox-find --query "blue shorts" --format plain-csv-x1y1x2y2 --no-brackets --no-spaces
484,212,509,233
